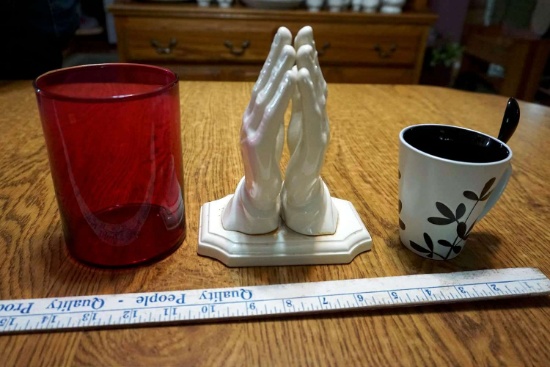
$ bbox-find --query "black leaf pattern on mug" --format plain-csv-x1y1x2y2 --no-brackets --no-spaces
407,177,496,259
455,203,466,221
463,191,479,201
398,170,406,230
457,222,467,240
399,200,406,229
410,233,434,258
463,177,496,202
410,233,445,259
438,239,453,247
428,202,461,225
480,177,496,201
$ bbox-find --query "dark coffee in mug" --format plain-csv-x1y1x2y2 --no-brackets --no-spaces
402,125,510,163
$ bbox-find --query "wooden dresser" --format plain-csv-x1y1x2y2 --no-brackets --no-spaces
109,0,436,83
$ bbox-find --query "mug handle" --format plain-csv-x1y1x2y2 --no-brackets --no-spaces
478,165,512,220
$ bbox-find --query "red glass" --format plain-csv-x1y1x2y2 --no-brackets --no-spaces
34,63,185,267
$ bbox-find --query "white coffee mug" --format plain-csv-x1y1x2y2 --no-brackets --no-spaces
399,124,512,260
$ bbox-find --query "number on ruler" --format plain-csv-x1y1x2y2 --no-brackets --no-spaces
488,284,501,292
201,305,215,313
0,268,546,335
123,310,137,319
41,315,57,324
164,307,177,317
82,313,97,322
0,317,15,327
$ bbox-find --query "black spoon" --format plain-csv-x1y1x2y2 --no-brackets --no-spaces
497,97,520,143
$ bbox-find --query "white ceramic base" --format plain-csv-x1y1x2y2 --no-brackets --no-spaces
198,195,372,267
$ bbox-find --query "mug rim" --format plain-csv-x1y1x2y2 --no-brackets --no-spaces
33,63,179,103
400,124,513,166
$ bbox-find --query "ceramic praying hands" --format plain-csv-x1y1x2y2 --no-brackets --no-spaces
222,26,338,236
198,26,371,267
221,27,295,234
282,27,339,236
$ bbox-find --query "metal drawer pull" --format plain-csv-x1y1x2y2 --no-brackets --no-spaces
317,42,331,57
373,44,397,58
224,40,250,56
150,38,177,55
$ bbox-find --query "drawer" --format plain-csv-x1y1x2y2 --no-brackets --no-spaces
116,17,424,67
286,23,424,66
117,18,276,63
158,63,415,84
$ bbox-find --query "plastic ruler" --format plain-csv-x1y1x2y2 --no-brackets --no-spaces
1,267,549,334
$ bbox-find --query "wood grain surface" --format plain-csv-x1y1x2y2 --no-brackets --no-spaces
0,80,549,366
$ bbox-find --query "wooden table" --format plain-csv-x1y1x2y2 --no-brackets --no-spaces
1,80,549,366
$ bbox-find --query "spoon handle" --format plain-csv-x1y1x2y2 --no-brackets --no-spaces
498,97,520,143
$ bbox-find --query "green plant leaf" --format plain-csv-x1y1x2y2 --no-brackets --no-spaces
463,191,479,201
436,202,455,220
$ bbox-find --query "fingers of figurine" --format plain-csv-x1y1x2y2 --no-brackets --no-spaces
259,69,297,140
287,65,303,156
246,28,291,118
243,43,294,140
252,27,292,98
294,26,314,50
295,26,327,97
243,44,294,134
290,65,302,114
255,44,295,110
296,45,326,104
297,68,324,141
296,45,315,76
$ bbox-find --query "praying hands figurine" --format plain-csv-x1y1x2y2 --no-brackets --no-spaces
222,26,338,236
282,26,338,235
199,25,372,266
222,27,296,234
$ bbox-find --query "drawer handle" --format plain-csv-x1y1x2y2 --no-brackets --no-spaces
374,44,397,59
150,38,177,55
317,42,331,57
224,40,250,56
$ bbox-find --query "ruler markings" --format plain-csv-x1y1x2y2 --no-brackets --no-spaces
0,268,548,334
